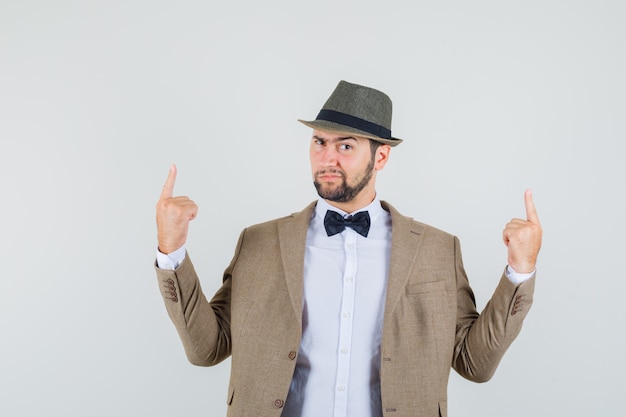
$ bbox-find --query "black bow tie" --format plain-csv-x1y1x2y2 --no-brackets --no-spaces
324,210,371,237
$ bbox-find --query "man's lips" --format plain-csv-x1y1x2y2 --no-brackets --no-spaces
315,170,345,181
318,174,342,181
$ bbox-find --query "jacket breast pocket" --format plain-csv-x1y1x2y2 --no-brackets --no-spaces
405,280,446,295
227,385,235,405
439,400,447,417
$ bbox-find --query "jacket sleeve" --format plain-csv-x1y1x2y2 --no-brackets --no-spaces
451,236,536,382
155,230,246,366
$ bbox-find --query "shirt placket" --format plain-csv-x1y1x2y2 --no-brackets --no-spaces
333,228,358,417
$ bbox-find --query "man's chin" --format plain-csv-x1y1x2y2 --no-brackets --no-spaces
316,189,346,202
315,180,353,201
318,191,351,203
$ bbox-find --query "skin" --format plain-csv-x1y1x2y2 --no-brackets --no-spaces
503,189,542,273
156,129,542,272
156,164,198,254
309,129,390,213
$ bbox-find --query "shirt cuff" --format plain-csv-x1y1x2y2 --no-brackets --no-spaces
156,246,186,270
505,265,535,285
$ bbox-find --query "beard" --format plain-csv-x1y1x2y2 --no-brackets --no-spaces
313,158,375,203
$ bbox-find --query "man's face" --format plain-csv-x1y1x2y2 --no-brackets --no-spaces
309,130,387,204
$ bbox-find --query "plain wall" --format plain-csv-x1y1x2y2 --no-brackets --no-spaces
1,1,625,415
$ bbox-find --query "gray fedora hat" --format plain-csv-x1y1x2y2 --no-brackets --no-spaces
298,80,403,147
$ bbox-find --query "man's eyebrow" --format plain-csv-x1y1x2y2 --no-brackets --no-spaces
313,135,357,142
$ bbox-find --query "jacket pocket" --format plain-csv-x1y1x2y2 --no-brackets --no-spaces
227,385,235,405
438,400,447,417
406,280,446,294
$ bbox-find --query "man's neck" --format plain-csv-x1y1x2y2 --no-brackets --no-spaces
323,192,377,214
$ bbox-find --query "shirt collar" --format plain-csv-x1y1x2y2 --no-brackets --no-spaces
314,196,385,224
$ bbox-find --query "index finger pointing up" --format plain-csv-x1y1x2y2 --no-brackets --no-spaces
524,188,540,224
160,164,177,199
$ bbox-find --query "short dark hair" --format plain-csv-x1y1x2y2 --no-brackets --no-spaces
369,139,382,153
369,139,382,162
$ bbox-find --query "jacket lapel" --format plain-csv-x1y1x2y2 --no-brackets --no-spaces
381,201,425,316
275,200,423,328
277,201,316,327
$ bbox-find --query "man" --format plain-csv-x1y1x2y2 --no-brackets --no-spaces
155,80,542,417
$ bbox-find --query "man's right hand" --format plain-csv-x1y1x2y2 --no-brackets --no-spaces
156,165,198,254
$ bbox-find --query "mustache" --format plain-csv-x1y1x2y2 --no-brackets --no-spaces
314,169,346,179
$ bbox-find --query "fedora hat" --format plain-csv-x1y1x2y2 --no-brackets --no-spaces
299,80,403,147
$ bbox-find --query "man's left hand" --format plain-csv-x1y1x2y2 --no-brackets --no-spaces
503,189,543,274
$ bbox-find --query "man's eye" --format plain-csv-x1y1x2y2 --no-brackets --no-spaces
339,144,352,150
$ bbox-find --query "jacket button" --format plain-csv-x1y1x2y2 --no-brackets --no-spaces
288,351,297,360
273,399,284,408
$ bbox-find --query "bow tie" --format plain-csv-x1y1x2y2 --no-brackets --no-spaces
324,210,371,237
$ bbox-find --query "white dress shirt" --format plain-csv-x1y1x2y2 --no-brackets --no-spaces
282,197,392,417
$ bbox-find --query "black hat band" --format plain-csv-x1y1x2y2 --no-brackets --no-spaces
316,109,393,140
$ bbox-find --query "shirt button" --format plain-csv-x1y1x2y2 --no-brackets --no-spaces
346,243,354,250
345,276,353,282
340,348,348,354
343,312,351,319
337,386,346,392
273,399,284,408
288,351,297,360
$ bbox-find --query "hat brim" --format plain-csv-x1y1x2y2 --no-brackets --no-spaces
298,119,403,147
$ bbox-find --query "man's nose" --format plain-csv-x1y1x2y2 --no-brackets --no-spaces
319,146,339,166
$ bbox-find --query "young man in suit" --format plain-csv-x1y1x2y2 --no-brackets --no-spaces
155,80,542,417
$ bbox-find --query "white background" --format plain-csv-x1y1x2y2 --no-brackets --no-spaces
1,1,625,416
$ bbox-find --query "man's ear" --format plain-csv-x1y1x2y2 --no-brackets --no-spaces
374,145,391,171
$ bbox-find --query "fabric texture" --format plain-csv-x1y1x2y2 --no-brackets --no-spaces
323,209,371,237
298,80,403,146
155,201,535,417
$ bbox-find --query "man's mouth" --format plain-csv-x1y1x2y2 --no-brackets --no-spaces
315,170,345,181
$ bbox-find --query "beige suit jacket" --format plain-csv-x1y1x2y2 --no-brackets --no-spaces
156,201,535,417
